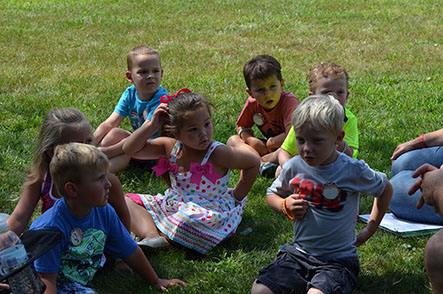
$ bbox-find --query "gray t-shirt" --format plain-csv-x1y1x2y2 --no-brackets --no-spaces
267,152,387,259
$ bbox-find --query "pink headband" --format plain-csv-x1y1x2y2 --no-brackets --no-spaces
160,88,191,103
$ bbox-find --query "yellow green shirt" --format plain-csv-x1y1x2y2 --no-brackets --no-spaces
281,107,359,158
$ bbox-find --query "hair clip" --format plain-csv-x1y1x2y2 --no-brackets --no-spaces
160,88,191,103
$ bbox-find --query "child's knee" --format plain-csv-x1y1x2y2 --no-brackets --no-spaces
227,135,243,146
425,230,443,272
251,280,273,294
102,128,130,145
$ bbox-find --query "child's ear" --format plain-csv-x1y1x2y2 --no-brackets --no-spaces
336,130,345,144
65,181,79,198
246,88,253,97
126,71,133,83
280,79,285,88
346,91,350,99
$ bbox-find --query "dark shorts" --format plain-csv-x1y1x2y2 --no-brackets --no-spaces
256,244,360,294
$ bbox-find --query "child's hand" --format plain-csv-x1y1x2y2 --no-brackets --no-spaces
150,103,169,129
155,278,187,292
285,194,308,219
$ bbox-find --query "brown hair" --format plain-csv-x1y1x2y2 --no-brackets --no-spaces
26,108,90,186
243,55,282,89
308,62,349,92
127,46,161,71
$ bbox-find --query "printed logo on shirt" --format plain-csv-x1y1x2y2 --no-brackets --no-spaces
290,177,347,212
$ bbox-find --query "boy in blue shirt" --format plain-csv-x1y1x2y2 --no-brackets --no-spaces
30,143,185,293
251,95,392,294
94,46,167,173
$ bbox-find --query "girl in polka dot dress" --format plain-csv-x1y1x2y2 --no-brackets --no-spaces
123,90,260,254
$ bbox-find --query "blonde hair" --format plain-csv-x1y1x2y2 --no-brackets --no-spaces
27,108,90,185
127,46,161,71
50,143,109,198
308,62,348,92
292,94,344,135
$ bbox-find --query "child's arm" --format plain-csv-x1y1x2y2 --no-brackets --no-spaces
38,272,57,294
122,104,169,159
266,193,308,220
213,144,260,201
355,181,393,246
236,126,268,156
7,179,42,235
106,173,131,231
93,112,125,146
124,247,186,291
266,124,292,152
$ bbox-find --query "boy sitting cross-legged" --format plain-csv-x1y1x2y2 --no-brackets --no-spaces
30,143,186,293
251,95,392,294
228,55,300,177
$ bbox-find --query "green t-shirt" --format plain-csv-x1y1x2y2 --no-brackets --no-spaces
281,107,359,159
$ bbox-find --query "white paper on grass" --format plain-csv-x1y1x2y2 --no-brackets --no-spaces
359,213,443,237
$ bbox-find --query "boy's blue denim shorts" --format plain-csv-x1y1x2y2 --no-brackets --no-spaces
256,244,360,294
57,280,98,294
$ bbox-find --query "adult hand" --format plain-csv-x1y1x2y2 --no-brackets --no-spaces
408,163,438,197
391,140,415,161
412,165,443,216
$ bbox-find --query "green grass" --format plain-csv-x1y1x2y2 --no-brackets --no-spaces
1,0,442,293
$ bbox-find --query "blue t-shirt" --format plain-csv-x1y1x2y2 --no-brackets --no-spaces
30,198,137,286
114,85,168,135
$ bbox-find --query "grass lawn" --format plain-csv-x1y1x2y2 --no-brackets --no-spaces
1,0,442,293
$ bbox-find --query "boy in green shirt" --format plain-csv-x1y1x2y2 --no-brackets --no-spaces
277,63,359,176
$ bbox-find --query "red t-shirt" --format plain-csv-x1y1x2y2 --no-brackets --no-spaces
236,91,300,139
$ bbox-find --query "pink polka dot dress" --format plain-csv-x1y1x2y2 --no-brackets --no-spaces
129,141,245,254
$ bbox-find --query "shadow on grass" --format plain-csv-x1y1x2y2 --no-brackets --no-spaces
355,270,430,294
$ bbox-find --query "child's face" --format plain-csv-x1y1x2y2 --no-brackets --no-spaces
60,122,93,145
126,54,163,101
313,77,348,107
176,106,213,151
294,124,343,166
75,165,111,209
246,74,284,111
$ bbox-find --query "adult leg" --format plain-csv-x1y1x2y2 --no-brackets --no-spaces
390,147,443,224
389,170,443,224
424,230,443,294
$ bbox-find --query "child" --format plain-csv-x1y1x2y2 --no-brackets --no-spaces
7,108,131,236
29,143,186,293
123,91,260,254
277,62,359,177
228,55,300,177
94,46,167,173
251,95,392,294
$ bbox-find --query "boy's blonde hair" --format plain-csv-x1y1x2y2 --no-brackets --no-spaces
27,108,89,185
127,46,160,71
292,94,344,135
50,143,109,198
308,62,348,92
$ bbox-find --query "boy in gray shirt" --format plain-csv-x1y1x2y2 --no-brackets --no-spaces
251,95,392,294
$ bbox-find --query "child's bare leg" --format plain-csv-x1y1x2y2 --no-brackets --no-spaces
107,173,131,231
109,154,131,174
125,197,160,239
251,280,273,294
99,128,131,147
261,149,279,164
227,135,268,157
307,288,324,294
425,230,443,293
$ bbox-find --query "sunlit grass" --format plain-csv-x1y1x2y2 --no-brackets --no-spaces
1,0,442,293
